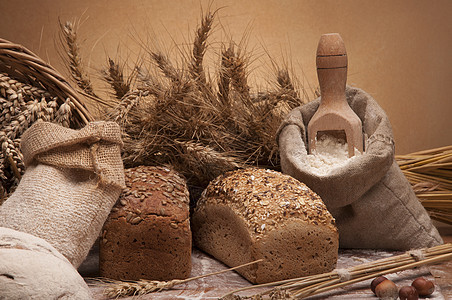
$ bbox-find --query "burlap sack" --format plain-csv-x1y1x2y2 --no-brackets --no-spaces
0,121,125,267
277,86,443,250
0,227,92,299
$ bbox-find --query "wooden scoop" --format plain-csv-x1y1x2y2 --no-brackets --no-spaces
307,33,363,157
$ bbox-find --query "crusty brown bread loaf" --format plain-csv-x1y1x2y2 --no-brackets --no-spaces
192,168,338,284
100,166,192,281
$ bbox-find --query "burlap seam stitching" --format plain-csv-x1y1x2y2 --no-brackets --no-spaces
367,133,394,146
380,178,443,244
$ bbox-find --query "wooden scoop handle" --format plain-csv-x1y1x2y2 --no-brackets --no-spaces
308,33,364,156
316,33,348,109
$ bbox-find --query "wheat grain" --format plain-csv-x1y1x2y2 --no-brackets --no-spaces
151,52,180,83
59,20,96,97
102,259,263,298
229,47,250,102
110,89,149,123
54,98,74,128
190,11,215,85
218,45,234,108
103,58,130,100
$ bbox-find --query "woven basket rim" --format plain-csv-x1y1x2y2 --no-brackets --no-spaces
0,37,93,127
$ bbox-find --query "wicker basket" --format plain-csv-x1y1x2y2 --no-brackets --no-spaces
0,37,93,202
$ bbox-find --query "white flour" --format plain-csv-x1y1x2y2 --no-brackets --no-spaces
307,135,359,176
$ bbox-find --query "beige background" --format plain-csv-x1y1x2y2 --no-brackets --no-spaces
0,0,450,154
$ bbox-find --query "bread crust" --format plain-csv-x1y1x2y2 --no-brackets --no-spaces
100,166,192,281
193,168,338,284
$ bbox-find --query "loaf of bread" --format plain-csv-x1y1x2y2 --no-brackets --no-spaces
192,168,338,284
0,227,91,299
100,166,192,281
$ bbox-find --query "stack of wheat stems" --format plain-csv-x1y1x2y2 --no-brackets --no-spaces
58,12,310,190
222,243,452,299
396,145,452,224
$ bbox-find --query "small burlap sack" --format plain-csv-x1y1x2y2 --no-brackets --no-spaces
0,121,125,267
277,86,443,250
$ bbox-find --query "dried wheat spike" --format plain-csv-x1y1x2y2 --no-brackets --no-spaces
150,52,180,83
218,45,234,106
180,141,241,169
272,69,301,109
229,47,250,101
189,11,215,84
110,89,148,123
0,134,24,181
176,141,242,185
103,58,130,100
59,20,97,97
54,98,74,128
104,279,184,298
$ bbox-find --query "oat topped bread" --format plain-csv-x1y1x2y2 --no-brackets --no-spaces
197,168,337,237
193,168,338,284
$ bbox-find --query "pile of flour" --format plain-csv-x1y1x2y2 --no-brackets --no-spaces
307,135,360,176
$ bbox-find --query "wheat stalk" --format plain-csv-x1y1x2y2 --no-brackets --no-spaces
189,11,215,85
223,243,452,299
53,98,74,128
59,20,97,97
174,140,242,184
396,146,452,224
103,58,130,100
218,44,234,106
109,89,148,123
229,45,251,102
57,9,307,190
101,259,263,298
151,51,181,83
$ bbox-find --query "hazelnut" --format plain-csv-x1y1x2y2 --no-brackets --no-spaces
411,277,434,296
375,279,398,300
371,276,388,294
399,285,419,300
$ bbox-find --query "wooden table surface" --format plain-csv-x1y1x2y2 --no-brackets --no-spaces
82,225,452,299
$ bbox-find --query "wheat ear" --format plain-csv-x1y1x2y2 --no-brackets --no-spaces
189,11,215,84
103,58,130,100
102,259,263,298
59,20,97,97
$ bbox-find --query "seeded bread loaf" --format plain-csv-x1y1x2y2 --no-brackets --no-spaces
192,168,338,284
100,166,192,281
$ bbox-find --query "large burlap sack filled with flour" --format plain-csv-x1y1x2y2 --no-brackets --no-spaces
0,121,125,267
277,86,442,250
0,227,92,299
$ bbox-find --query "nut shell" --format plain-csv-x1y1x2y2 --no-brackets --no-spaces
371,276,388,294
399,286,419,300
411,277,435,296
375,279,398,300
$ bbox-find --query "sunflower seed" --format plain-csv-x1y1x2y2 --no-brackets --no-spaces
130,216,142,224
